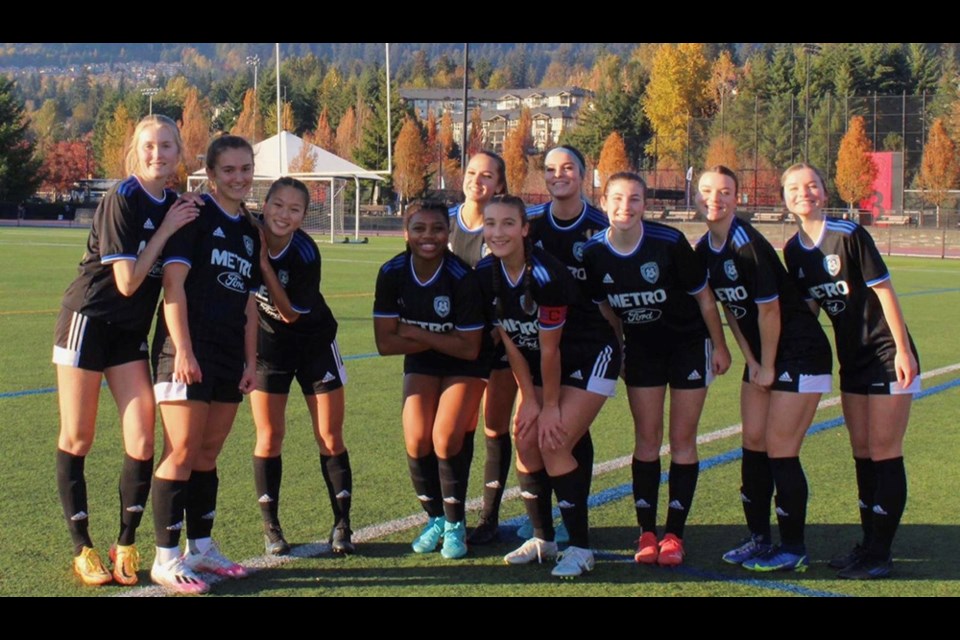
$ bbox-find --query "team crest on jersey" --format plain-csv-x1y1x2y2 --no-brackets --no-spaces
724,259,738,281
640,262,659,284
823,254,841,277
434,296,451,318
278,270,289,287
572,241,585,262
243,235,254,257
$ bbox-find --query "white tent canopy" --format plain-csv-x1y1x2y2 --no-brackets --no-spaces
187,131,383,241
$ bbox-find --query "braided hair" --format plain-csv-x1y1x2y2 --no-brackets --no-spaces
487,194,536,321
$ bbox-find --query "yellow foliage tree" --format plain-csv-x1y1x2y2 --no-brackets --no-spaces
597,131,630,186
313,106,336,151
289,139,317,173
642,43,711,166
101,103,134,178
918,118,960,222
835,116,879,209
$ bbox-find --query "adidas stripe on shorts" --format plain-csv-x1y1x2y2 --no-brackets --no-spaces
624,336,714,389
52,307,149,372
741,352,832,394
256,336,347,395
542,339,620,397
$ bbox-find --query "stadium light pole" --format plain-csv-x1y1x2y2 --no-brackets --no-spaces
246,54,260,144
461,43,469,171
803,43,822,162
141,87,160,116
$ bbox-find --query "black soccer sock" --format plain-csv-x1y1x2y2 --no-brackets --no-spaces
664,461,700,539
117,454,153,546
454,431,475,509
481,433,511,522
407,453,443,518
152,477,187,549
552,466,589,549
253,455,282,529
57,449,92,554
854,456,876,547
770,456,808,550
631,457,661,534
741,448,774,542
438,454,465,523
320,451,353,527
185,468,219,541
572,431,595,496
518,468,554,541
868,457,907,559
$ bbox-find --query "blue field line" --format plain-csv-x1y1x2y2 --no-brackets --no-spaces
900,287,960,297
0,353,384,400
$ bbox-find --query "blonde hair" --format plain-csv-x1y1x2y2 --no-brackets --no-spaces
124,114,183,178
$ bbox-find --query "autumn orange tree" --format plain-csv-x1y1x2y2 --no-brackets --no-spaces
467,106,484,157
231,89,263,143
392,116,428,205
289,139,318,173
41,139,89,196
313,107,336,151
918,118,960,225
503,107,532,193
335,107,357,160
180,87,210,174
597,131,630,186
835,115,879,210
704,133,739,171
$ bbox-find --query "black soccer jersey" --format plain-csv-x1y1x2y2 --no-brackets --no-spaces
784,217,912,372
582,221,708,351
373,251,486,376
255,227,338,343
60,176,178,333
695,217,828,365
447,204,488,268
527,200,616,340
476,246,584,374
154,194,262,368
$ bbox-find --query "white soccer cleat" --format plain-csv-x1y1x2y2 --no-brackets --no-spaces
504,537,558,565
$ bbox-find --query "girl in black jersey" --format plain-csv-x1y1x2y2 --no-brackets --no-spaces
149,135,261,593
479,195,619,578
584,172,731,567
444,151,516,546
782,163,919,579
251,178,355,556
53,115,198,587
695,166,832,573
374,201,486,560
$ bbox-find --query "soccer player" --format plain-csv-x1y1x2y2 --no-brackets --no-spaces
478,195,619,578
251,177,354,556
782,163,919,579
374,201,486,560
694,166,832,572
53,115,198,586
149,135,262,593
582,172,731,566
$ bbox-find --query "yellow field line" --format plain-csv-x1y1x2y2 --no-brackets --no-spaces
0,309,57,316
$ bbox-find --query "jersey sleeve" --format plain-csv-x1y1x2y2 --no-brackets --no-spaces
97,189,139,264
285,253,320,314
742,241,780,304
453,269,484,332
674,237,708,295
373,262,401,318
853,226,890,287
535,264,571,330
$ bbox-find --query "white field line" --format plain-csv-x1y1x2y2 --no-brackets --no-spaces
118,362,960,597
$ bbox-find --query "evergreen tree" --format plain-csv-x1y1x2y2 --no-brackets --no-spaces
0,77,42,202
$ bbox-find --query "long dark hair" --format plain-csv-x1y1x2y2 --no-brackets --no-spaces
487,194,536,320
